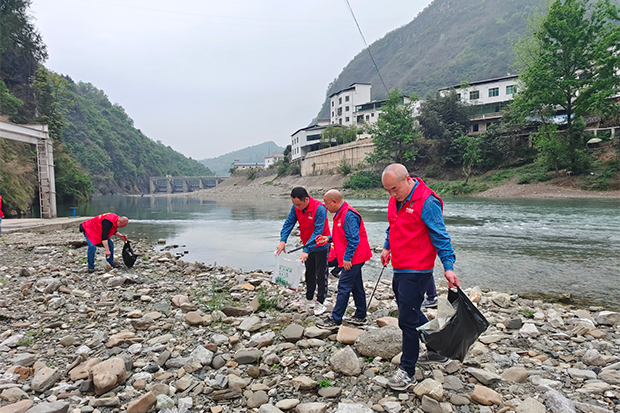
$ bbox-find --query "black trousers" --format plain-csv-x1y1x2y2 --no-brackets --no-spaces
305,249,328,303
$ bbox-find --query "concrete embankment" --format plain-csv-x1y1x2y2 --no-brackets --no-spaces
0,227,619,413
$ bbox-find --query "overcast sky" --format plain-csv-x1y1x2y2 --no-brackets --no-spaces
30,0,433,159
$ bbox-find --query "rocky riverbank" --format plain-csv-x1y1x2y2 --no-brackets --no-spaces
1,228,619,413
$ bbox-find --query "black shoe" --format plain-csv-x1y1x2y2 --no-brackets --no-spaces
109,262,123,269
317,316,341,329
88,268,96,274
347,316,367,326
417,351,449,365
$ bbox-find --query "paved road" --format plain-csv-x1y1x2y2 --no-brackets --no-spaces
1,217,91,234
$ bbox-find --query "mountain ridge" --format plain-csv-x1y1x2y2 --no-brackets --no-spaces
200,141,285,176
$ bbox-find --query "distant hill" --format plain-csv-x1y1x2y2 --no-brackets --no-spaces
200,141,285,176
317,0,545,119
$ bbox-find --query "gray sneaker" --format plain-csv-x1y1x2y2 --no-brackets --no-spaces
387,368,417,391
417,351,449,365
421,297,438,309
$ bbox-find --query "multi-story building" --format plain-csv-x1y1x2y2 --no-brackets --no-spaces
232,162,264,171
291,120,333,161
438,75,519,134
329,83,372,126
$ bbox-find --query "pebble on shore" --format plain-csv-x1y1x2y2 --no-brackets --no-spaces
0,228,619,413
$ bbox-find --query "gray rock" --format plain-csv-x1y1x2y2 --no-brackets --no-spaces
282,324,304,342
155,394,175,410
276,399,300,410
238,316,261,332
295,403,328,413
318,386,341,398
11,353,36,367
335,404,373,413
354,326,402,359
189,345,214,366
544,389,575,413
31,367,62,393
259,405,285,413
516,397,546,413
330,346,361,376
222,305,253,317
247,390,269,408
234,349,262,364
421,395,442,413
466,367,503,385
25,401,70,413
567,368,597,380
598,369,620,385
212,355,226,370
594,311,620,326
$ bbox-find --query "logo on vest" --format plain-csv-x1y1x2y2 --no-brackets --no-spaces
405,207,414,214
308,214,313,220
337,222,342,227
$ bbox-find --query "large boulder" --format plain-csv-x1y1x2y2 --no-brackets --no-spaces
354,326,402,359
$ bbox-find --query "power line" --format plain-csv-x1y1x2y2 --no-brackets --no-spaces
343,0,389,96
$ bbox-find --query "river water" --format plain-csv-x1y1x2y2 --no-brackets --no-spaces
60,194,620,308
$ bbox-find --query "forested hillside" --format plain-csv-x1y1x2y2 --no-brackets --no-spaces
317,0,544,118
0,0,210,214
200,141,284,176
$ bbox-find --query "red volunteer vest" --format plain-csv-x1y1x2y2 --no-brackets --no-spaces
332,202,372,266
294,196,330,244
82,213,119,245
387,178,443,270
0,195,3,218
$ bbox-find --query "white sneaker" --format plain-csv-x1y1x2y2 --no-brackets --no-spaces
314,303,327,315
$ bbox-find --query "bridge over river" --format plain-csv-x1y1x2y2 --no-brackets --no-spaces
149,176,226,194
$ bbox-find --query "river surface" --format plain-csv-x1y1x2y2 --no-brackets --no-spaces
59,195,620,308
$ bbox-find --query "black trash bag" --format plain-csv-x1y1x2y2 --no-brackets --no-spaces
418,286,489,362
122,241,139,268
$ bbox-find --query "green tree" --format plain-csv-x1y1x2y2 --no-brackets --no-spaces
0,79,23,116
0,0,48,121
454,135,482,185
320,125,358,148
367,90,421,167
514,0,620,172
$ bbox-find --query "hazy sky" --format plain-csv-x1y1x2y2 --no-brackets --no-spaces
30,0,433,158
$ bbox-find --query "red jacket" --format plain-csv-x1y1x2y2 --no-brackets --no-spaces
82,213,119,245
388,179,443,270
332,202,372,266
294,196,330,244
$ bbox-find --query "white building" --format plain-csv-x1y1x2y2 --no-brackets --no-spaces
232,162,264,171
264,154,284,169
438,75,519,134
291,123,334,161
329,83,372,126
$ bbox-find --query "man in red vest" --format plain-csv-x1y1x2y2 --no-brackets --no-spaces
381,163,460,391
276,187,330,312
317,190,372,328
0,194,4,236
80,213,129,273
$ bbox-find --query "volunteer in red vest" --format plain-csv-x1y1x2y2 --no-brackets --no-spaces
80,213,129,273
316,189,372,328
0,194,4,236
381,163,460,392
276,187,330,313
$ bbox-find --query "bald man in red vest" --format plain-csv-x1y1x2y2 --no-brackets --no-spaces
381,163,460,391
317,189,372,328
80,213,128,273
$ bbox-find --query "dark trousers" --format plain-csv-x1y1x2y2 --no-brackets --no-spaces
393,271,433,376
332,262,366,323
305,249,328,303
426,274,437,299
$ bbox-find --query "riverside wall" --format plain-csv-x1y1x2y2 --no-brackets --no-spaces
300,139,375,176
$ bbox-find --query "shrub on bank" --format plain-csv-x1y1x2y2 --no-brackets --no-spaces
344,171,382,190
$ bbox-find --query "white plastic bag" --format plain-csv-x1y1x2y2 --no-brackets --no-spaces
273,253,304,290
418,296,456,330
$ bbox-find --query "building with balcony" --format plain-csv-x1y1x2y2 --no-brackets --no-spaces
329,83,372,126
438,75,519,134
291,121,335,161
